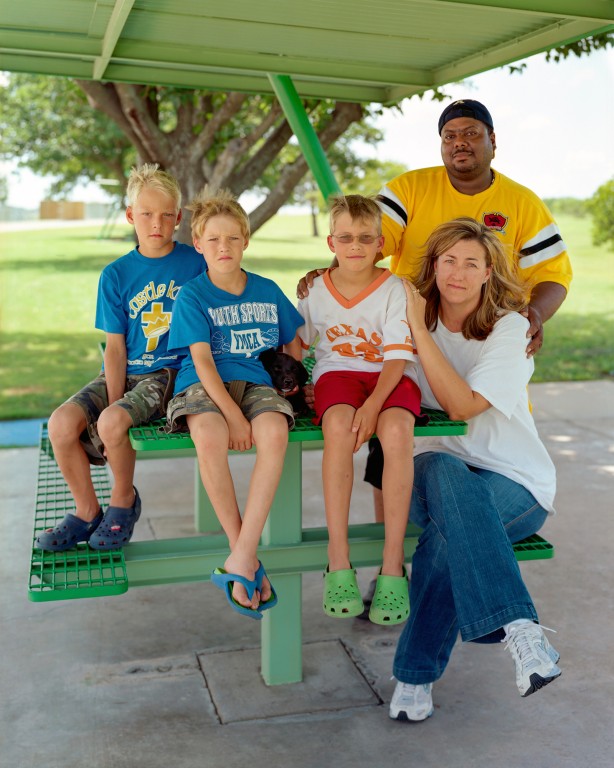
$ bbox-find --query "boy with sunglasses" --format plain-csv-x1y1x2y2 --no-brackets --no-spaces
294,195,425,625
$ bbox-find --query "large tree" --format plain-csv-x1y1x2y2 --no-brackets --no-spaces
1,32,610,240
0,74,377,241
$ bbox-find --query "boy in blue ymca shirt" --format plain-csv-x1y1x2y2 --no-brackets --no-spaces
36,164,204,553
166,189,303,620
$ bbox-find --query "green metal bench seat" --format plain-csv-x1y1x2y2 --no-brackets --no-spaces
29,413,554,685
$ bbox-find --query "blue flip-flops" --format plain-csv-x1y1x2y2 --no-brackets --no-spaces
255,561,278,613
89,487,142,550
211,568,263,620
211,561,278,620
35,510,104,552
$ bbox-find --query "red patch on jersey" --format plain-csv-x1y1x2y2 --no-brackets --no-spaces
483,212,508,231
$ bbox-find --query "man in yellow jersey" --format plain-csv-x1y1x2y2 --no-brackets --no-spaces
377,99,571,356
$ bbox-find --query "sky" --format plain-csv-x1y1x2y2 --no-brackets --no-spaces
2,47,613,210
362,47,614,201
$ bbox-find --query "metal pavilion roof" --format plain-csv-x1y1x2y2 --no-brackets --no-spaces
1,1,613,104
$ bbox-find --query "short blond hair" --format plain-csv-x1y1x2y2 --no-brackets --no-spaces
329,194,382,234
187,187,250,241
126,163,181,209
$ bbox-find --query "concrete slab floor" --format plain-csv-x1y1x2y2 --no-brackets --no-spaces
1,381,614,768
200,640,380,723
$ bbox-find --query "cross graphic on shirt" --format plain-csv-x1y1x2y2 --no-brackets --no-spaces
141,302,171,352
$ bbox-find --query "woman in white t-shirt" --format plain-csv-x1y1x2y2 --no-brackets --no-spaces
389,217,560,723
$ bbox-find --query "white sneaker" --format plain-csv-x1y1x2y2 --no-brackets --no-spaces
503,621,561,697
546,639,561,665
389,681,434,722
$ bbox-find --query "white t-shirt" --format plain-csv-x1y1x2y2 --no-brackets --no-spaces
297,268,418,384
414,312,556,513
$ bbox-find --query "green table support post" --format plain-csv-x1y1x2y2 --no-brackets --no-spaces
268,74,342,203
260,441,304,685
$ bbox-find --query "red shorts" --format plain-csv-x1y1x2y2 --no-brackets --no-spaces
313,370,426,426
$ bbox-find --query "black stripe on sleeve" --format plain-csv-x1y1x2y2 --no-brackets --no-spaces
376,194,407,227
520,233,562,257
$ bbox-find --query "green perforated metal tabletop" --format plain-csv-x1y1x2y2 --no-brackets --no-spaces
129,408,468,452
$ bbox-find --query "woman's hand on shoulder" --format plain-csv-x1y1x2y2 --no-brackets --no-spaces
401,280,427,333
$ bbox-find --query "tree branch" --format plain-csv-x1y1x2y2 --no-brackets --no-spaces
239,100,283,152
75,80,148,158
207,102,284,189
228,120,294,195
114,83,170,163
175,96,194,140
248,101,363,231
187,91,248,164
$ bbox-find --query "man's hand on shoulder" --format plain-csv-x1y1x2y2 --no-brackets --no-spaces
296,269,326,299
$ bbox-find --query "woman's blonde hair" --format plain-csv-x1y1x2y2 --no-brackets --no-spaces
415,217,528,340
126,163,181,209
187,187,250,241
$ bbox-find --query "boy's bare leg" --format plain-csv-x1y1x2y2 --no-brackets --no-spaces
322,404,356,572
187,411,253,604
97,405,138,508
47,403,101,521
226,411,289,606
187,411,242,542
377,408,414,577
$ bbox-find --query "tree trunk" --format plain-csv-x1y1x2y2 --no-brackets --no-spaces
311,204,319,237
249,101,363,232
75,82,364,241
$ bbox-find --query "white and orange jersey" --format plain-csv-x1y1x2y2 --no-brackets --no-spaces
297,268,417,384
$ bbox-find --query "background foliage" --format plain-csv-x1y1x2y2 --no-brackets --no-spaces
586,179,614,251
0,211,612,421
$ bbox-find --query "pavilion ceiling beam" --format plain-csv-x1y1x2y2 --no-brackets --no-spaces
101,60,391,101
92,0,135,80
386,18,612,103
111,41,432,90
421,0,614,24
0,46,95,62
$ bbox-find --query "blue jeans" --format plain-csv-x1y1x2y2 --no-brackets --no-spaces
393,452,548,685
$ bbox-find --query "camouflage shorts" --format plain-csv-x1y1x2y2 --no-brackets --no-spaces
166,381,295,433
66,369,175,465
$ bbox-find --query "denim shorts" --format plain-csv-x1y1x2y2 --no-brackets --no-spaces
166,381,295,433
66,370,174,465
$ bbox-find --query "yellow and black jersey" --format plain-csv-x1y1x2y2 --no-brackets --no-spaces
377,166,572,290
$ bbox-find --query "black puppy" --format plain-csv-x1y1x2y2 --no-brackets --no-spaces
259,348,310,416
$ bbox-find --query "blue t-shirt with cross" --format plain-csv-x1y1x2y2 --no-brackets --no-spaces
95,242,205,374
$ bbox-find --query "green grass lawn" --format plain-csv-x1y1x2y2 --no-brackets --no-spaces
530,214,614,383
0,212,612,420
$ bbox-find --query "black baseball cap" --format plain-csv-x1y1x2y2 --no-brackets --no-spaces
438,99,494,134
